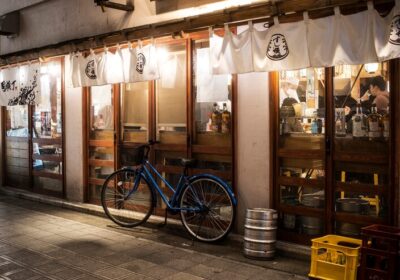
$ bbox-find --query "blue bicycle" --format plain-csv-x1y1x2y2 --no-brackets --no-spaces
101,141,237,242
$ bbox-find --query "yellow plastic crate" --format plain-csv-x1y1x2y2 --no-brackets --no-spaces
309,235,362,280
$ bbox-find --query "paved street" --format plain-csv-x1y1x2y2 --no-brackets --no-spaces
0,194,308,280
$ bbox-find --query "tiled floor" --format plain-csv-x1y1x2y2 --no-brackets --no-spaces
0,195,308,280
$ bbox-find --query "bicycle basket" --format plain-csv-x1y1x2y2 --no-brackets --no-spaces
119,145,145,166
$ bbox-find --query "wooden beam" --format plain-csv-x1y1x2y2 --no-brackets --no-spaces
0,0,394,65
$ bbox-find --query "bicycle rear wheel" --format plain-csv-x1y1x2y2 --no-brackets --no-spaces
101,169,154,227
179,177,235,242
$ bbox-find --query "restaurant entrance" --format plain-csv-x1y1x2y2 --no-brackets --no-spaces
271,61,399,244
84,31,236,209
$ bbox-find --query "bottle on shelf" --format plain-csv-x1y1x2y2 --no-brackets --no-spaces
211,103,222,133
382,106,390,141
352,102,367,139
335,108,346,137
367,104,382,141
221,103,231,134
311,117,319,134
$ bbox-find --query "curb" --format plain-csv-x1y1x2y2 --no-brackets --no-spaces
0,186,310,261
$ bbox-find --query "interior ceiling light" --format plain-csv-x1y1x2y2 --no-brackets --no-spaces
94,0,134,12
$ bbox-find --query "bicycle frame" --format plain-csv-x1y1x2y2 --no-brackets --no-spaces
131,160,202,212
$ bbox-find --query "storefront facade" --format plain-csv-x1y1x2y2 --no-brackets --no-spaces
0,0,398,244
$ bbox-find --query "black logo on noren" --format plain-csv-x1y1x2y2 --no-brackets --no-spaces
389,15,400,45
266,34,289,61
85,60,97,79
136,53,146,74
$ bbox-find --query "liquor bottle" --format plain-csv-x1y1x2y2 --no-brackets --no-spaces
311,118,318,134
382,106,390,141
221,103,231,134
211,103,221,132
352,102,366,139
367,104,382,141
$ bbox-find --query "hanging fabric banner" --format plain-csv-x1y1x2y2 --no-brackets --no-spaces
308,4,377,67
0,67,19,106
126,41,160,83
197,48,230,102
5,63,41,106
374,0,400,61
104,47,125,84
70,52,82,88
70,50,107,87
252,14,310,72
209,24,254,74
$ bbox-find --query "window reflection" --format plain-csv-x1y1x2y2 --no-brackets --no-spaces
121,82,148,143
193,39,232,147
156,43,187,144
32,60,63,176
279,68,325,142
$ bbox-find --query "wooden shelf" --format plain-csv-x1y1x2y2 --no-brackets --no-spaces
32,170,62,180
278,176,324,188
32,138,62,145
278,204,324,218
335,212,386,225
335,182,387,196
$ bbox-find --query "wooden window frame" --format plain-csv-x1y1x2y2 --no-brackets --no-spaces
270,61,400,245
83,29,237,203
1,57,66,198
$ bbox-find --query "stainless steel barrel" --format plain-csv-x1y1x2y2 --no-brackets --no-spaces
243,208,277,259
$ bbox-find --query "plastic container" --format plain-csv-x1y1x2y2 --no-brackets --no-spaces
359,224,400,280
309,235,362,280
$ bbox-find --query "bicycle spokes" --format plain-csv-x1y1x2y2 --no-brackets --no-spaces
101,169,154,227
180,178,234,242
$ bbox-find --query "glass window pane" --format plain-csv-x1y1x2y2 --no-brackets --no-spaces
279,68,325,150
156,43,186,144
121,82,148,143
193,39,232,147
33,60,63,178
6,106,29,137
90,85,114,140
279,212,324,236
333,63,390,151
5,106,29,188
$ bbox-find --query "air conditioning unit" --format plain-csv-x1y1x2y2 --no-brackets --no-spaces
0,11,19,37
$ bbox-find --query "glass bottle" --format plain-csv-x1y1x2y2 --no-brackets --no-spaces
382,106,390,141
367,104,382,141
211,103,221,133
335,108,346,137
311,117,319,134
352,103,366,139
221,103,231,134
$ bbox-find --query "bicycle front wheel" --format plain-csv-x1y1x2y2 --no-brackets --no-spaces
101,169,154,227
179,178,235,242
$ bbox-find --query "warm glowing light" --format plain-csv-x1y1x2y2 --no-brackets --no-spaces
299,69,307,78
364,63,379,74
157,48,169,62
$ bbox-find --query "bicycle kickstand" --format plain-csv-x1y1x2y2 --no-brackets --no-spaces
157,208,168,227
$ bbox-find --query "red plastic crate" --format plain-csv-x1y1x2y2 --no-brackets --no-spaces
359,224,400,280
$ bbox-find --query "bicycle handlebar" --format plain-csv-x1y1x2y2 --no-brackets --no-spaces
143,140,159,159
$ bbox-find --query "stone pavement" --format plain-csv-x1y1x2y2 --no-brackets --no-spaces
0,194,309,280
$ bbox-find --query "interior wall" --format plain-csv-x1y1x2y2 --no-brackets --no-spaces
64,55,84,202
236,72,270,233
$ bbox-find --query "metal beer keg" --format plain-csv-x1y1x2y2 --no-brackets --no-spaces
244,208,277,259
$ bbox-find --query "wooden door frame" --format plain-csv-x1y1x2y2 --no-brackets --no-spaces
270,61,400,244
83,29,237,202
1,57,65,197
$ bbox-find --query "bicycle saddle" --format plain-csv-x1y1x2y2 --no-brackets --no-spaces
180,158,197,168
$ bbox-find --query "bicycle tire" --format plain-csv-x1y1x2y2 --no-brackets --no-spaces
101,169,154,227
179,177,235,242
